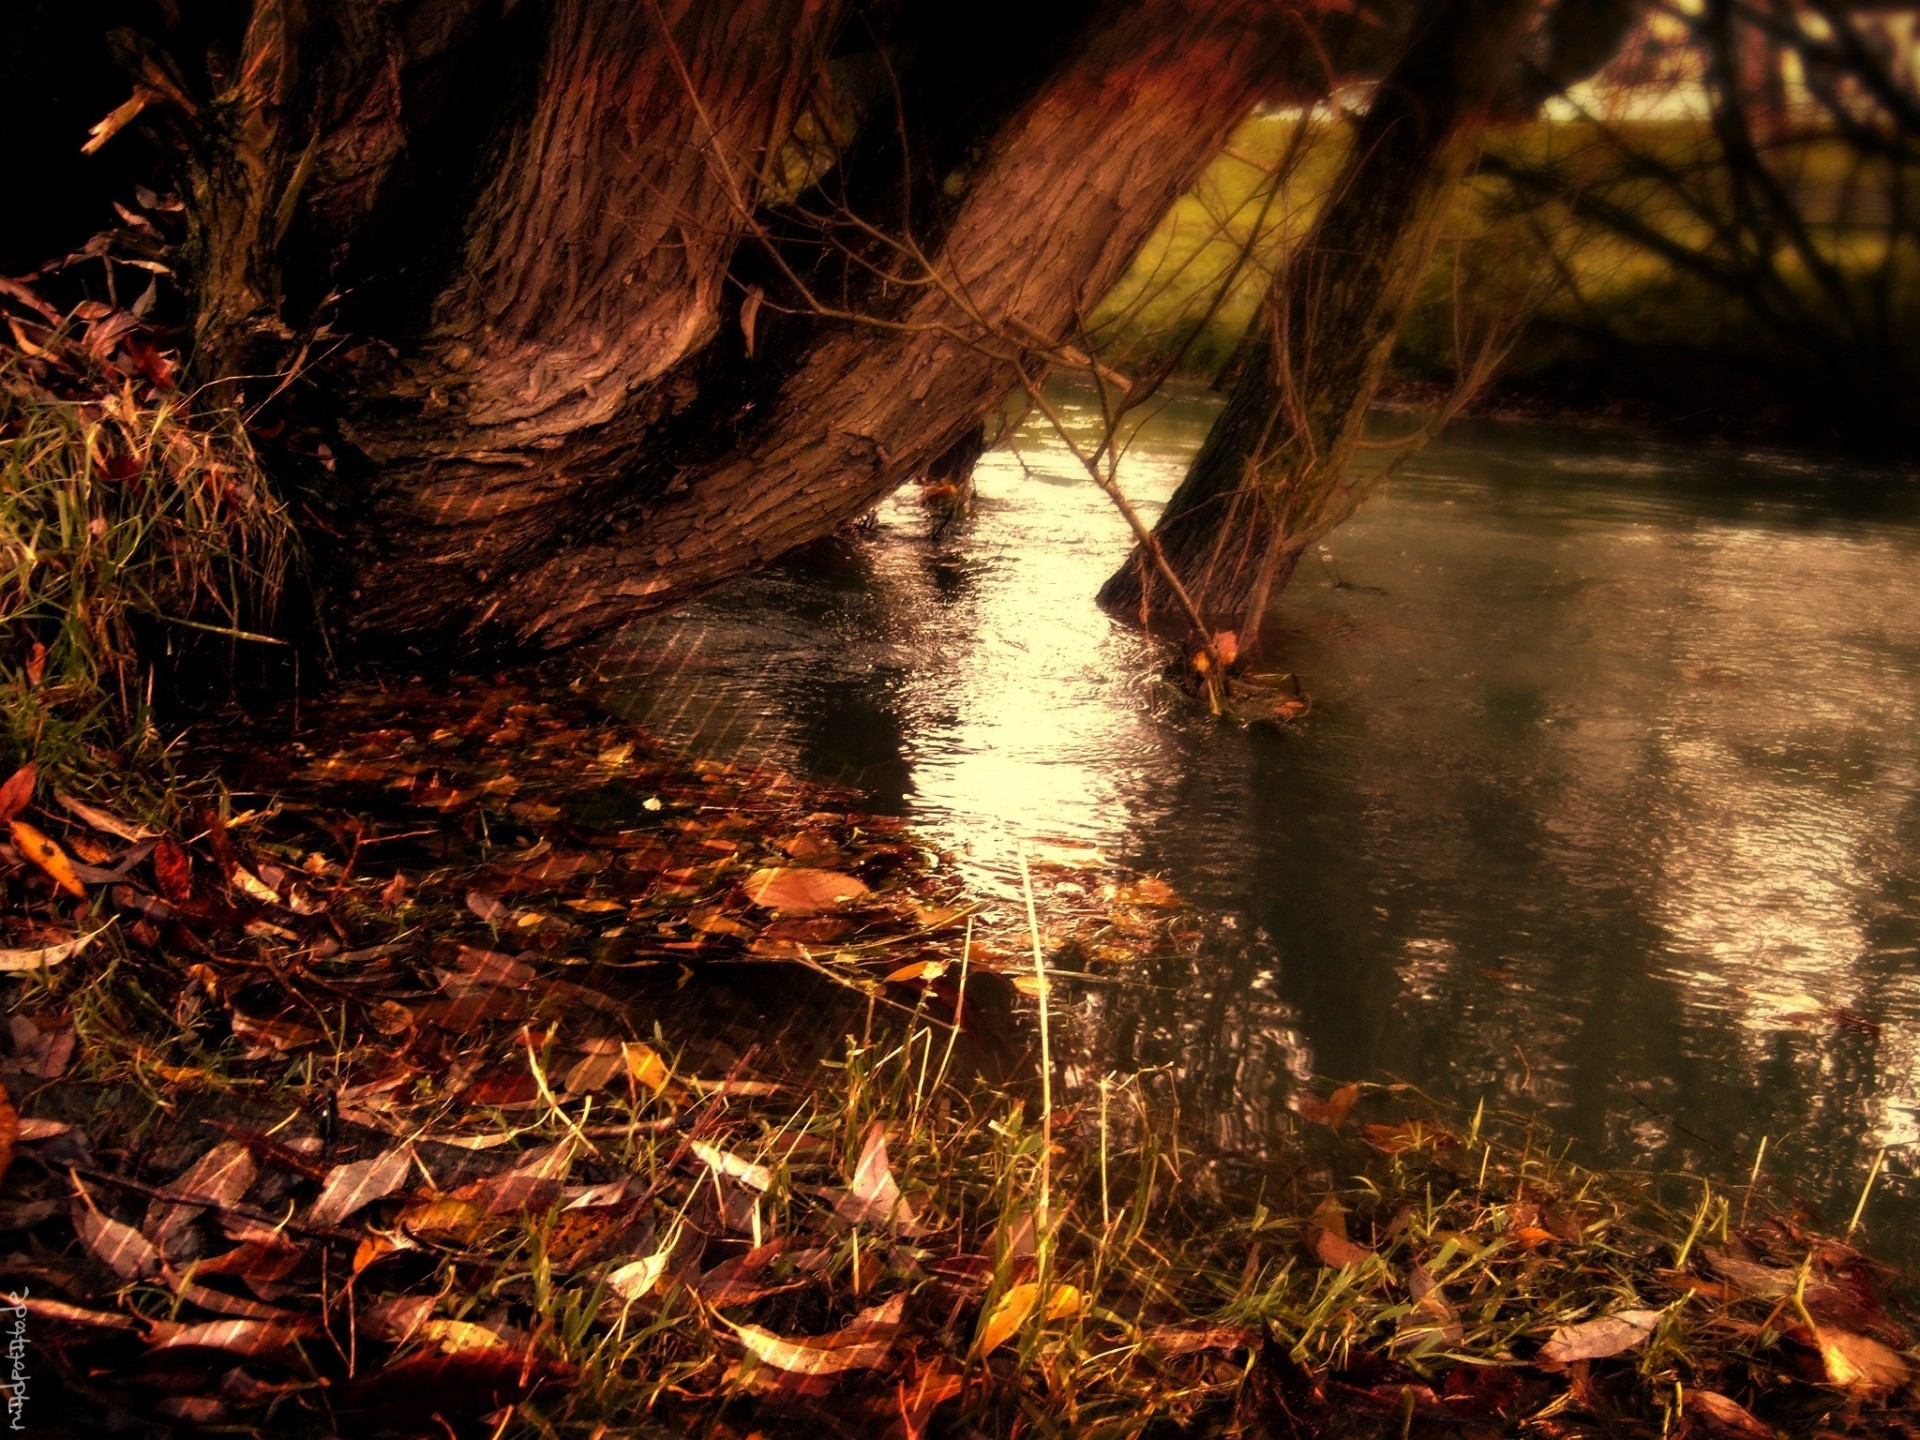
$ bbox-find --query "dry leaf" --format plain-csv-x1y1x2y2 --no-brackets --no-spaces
733,1313,898,1382
834,1122,925,1235
145,1141,257,1244
0,765,33,825
54,790,157,843
883,960,948,984
1682,1389,1774,1439
0,925,108,972
973,1282,1081,1359
1294,1083,1360,1128
607,1247,672,1302
1817,1326,1911,1394
0,1083,14,1188
1539,1309,1662,1365
147,1320,309,1367
622,1041,671,1093
691,1140,772,1192
1311,1226,1375,1268
72,1180,162,1280
10,820,85,898
742,866,870,916
308,1146,414,1226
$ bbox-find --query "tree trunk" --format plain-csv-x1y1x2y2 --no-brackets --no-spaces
1099,0,1542,639
332,0,842,634
477,0,1296,649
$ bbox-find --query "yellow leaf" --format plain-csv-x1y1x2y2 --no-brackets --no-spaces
622,1041,671,1094
10,820,84,898
972,1282,1081,1359
883,960,948,985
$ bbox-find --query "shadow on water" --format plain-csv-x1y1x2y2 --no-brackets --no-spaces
593,383,1920,1263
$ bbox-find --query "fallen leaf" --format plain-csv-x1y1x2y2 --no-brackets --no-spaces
71,1179,162,1280
973,1282,1081,1359
145,1141,257,1244
0,1083,14,1187
0,926,107,972
1311,1227,1375,1268
1705,1250,1797,1298
622,1041,671,1094
10,820,85,898
1682,1388,1774,1439
15,1118,70,1142
834,1121,925,1235
691,1140,772,1192
607,1247,673,1302
743,866,870,916
148,1318,312,1360
8,1294,139,1330
0,765,33,825
1294,1083,1361,1128
53,790,157,842
730,1314,897,1377
1817,1326,1911,1394
308,1146,414,1226
1145,1324,1260,1356
1539,1309,1662,1365
883,960,948,984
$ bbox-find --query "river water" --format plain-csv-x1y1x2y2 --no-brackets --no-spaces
594,384,1920,1261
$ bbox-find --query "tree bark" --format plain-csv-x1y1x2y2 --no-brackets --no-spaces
478,0,1298,649
331,0,843,634
1098,0,1542,639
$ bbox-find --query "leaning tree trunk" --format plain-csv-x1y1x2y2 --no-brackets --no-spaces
335,0,843,633
1099,0,1542,640
470,0,1300,648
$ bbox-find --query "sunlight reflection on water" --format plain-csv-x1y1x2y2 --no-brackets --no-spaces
596,387,1920,1259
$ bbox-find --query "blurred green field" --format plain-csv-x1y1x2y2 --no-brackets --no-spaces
1090,110,1920,445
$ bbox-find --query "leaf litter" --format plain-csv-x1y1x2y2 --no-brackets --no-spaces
0,688,1917,1435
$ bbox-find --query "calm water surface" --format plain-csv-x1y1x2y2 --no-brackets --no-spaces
594,387,1920,1259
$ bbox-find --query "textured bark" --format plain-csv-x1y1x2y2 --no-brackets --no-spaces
337,0,842,633
1099,0,1542,635
481,0,1299,648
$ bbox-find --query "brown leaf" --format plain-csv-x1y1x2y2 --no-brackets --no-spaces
71,1179,162,1280
1682,1388,1774,1439
0,1083,15,1188
1145,1324,1259,1357
10,820,85,898
54,790,156,843
151,839,194,902
1294,1083,1360,1128
742,866,870,916
1816,1326,1911,1394
1539,1309,1662,1365
730,1309,899,1377
1311,1226,1375,1269
0,765,33,825
144,1141,257,1245
308,1146,414,1227
148,1318,312,1360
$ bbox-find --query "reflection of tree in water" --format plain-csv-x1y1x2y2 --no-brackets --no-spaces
1081,504,1920,1251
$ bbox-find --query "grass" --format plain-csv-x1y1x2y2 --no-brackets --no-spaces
4,681,1916,1437
0,299,293,810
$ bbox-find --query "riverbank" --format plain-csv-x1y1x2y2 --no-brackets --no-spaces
2,680,1917,1437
